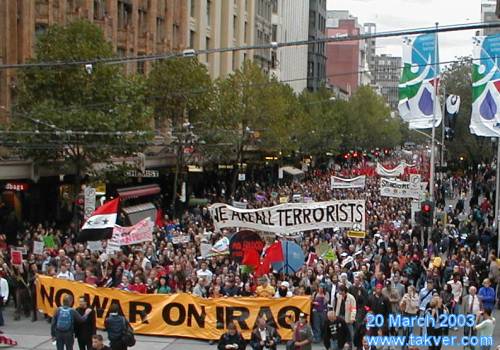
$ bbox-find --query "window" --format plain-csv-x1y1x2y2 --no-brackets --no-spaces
190,30,196,48
137,61,145,74
118,1,132,29
272,0,278,14
157,17,165,42
233,16,238,39
93,0,105,20
308,61,314,76
157,0,165,14
117,47,126,57
206,0,211,26
206,37,210,61
232,53,237,71
139,7,148,35
271,51,277,69
244,21,248,43
190,0,195,18
35,23,48,37
272,24,277,42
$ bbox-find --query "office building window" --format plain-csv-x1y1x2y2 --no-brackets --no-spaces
156,17,165,42
308,62,314,76
206,0,211,26
118,1,132,29
272,0,278,14
139,7,148,35
244,21,248,43
206,37,210,61
190,30,196,48
233,16,238,39
232,53,237,71
93,0,105,20
190,0,195,18
272,24,277,42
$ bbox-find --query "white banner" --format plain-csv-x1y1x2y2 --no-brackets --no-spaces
84,187,96,220
209,200,366,235
376,163,405,177
111,217,154,247
330,175,366,189
380,178,422,199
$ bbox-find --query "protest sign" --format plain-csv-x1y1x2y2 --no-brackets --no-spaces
11,250,22,265
112,218,154,246
347,230,366,238
229,230,265,263
209,200,366,235
380,178,422,199
33,241,44,255
36,275,310,341
43,235,57,249
171,235,191,244
330,175,366,189
376,163,405,177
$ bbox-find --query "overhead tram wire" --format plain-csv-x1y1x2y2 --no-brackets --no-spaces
0,21,499,70
2,54,489,123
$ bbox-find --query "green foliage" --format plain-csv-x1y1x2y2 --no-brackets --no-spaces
10,20,152,178
442,57,493,164
146,57,213,128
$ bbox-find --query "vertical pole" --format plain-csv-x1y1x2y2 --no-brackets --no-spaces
440,86,446,177
429,23,439,204
496,139,500,256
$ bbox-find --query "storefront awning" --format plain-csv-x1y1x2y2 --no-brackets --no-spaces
281,166,304,176
117,184,160,199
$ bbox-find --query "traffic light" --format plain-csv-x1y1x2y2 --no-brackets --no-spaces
420,200,434,227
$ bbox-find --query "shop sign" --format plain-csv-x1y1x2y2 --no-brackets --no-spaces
4,182,29,192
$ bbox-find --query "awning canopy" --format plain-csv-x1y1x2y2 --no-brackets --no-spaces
122,202,157,225
281,166,304,176
117,184,161,199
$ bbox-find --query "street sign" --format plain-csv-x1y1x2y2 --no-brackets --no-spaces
126,170,159,178
84,187,96,220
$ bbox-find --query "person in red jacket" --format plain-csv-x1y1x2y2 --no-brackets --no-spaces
129,276,148,294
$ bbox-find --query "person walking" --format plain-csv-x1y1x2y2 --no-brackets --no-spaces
287,313,313,350
474,309,495,350
312,285,329,343
0,271,9,327
75,297,96,350
322,311,351,350
104,304,129,350
335,285,356,341
250,317,280,350
51,295,92,350
478,279,496,311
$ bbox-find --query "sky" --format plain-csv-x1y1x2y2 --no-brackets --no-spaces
327,0,484,63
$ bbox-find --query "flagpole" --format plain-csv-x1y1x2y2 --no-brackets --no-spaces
496,138,500,256
440,86,446,178
429,22,439,206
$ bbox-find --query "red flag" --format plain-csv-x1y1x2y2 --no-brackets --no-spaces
242,248,260,270
155,208,166,228
255,241,284,276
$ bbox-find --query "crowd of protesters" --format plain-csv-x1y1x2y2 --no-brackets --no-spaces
0,149,498,350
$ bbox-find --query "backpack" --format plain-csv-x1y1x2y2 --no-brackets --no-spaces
122,318,136,347
56,307,73,332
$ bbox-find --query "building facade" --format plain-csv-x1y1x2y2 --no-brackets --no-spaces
188,0,255,78
270,0,309,93
0,0,188,122
372,54,401,110
307,0,327,91
482,0,500,35
253,0,272,72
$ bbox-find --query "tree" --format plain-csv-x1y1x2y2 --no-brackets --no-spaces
343,86,402,150
202,61,292,196
146,57,213,213
442,57,494,165
9,20,152,221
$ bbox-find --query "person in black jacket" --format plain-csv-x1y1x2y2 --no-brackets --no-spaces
367,284,390,334
322,311,351,350
104,304,127,350
51,295,91,350
218,323,246,350
75,297,96,350
250,317,280,350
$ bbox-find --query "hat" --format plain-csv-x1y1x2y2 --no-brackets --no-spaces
299,313,307,318
280,281,290,288
340,272,348,279
340,252,348,257
375,283,384,289
353,251,363,257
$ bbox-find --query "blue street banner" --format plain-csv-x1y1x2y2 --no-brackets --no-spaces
470,34,500,137
398,33,442,129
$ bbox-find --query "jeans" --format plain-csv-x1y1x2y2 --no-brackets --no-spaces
329,339,339,350
312,311,326,342
55,331,74,350
463,327,476,350
0,307,4,326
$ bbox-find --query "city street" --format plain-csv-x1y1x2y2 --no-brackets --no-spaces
1,307,498,350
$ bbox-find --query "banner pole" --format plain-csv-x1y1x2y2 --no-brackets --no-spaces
440,85,446,179
496,138,500,257
429,22,439,206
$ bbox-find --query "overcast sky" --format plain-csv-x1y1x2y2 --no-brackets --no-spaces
327,0,484,63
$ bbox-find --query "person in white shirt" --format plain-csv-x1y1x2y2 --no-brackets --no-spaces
463,286,481,341
446,273,463,315
0,272,9,326
56,264,74,281
474,308,495,350
196,261,213,283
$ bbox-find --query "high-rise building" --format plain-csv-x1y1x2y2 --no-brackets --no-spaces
188,0,255,78
270,0,309,93
372,54,401,110
253,0,272,72
307,0,327,91
482,0,500,35
363,23,377,81
0,0,188,122
326,10,369,95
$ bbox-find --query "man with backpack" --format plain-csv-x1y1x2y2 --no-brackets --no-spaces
51,295,92,350
105,304,134,350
